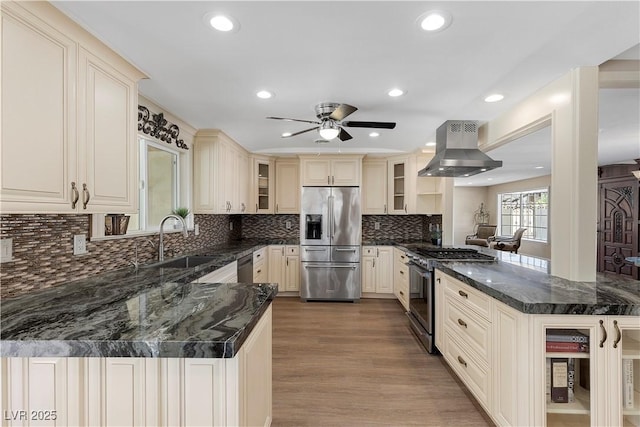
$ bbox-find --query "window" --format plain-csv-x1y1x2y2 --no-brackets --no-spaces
499,189,548,242
137,137,179,231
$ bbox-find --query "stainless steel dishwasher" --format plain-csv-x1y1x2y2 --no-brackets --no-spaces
237,253,253,282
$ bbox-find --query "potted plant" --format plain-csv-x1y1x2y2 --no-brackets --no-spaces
171,207,190,229
430,224,442,247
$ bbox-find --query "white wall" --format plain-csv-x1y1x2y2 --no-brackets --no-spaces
453,187,488,246
486,175,551,259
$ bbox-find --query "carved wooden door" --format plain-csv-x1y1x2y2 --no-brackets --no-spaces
598,179,638,278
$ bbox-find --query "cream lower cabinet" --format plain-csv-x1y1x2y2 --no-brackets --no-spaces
0,2,143,214
393,248,409,310
253,247,268,282
268,245,299,293
1,306,273,427
435,269,640,427
361,246,393,295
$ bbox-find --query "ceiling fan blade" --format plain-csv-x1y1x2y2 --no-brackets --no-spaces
267,116,320,125
342,121,396,129
329,103,358,121
338,128,353,141
283,126,319,137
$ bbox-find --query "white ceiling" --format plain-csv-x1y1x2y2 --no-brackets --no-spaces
52,1,640,186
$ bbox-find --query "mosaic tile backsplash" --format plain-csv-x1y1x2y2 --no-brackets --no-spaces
1,212,441,298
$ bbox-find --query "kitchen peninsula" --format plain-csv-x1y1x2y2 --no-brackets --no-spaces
1,245,278,427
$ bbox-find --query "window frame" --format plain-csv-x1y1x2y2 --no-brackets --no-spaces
497,188,549,243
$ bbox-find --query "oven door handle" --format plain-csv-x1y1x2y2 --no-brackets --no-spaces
406,311,427,333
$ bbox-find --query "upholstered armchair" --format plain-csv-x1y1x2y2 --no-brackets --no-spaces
465,224,497,247
489,227,527,253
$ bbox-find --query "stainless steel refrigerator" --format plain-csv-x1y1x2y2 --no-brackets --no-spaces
300,187,361,301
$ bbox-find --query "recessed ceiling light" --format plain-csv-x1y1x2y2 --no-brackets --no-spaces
417,10,452,32
369,132,380,137
535,166,544,169
388,88,405,97
425,141,436,147
281,132,292,137
204,13,240,33
484,94,504,103
256,90,273,99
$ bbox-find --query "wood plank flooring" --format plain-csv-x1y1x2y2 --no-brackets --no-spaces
271,297,494,427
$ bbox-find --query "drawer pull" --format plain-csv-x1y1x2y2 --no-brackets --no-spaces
599,319,607,348
437,278,441,283
457,318,468,328
257,269,261,274
399,291,404,296
458,290,468,298
400,270,405,275
457,356,467,367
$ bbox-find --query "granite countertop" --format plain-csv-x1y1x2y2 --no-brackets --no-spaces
435,255,640,316
0,240,284,359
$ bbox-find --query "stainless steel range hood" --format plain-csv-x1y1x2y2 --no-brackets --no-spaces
418,120,502,177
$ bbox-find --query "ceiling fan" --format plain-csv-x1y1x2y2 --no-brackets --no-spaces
266,102,396,142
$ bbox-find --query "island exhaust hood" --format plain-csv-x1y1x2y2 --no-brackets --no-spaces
418,120,502,177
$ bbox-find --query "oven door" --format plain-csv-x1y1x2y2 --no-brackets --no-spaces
407,261,435,353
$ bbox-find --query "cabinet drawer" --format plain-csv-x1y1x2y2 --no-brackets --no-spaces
444,295,490,362
285,245,299,255
394,250,408,266
397,278,409,311
253,247,267,263
443,331,490,410
253,260,267,282
363,246,375,256
442,274,491,320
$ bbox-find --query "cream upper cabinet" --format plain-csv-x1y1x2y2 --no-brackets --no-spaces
362,160,388,214
193,130,248,214
299,155,362,186
415,153,444,215
0,2,144,213
387,156,417,215
275,159,299,214
251,156,274,214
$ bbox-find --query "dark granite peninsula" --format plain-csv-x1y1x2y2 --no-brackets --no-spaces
1,240,279,426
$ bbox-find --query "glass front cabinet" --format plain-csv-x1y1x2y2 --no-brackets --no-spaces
534,316,640,427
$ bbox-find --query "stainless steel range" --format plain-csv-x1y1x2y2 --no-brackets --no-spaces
405,247,495,354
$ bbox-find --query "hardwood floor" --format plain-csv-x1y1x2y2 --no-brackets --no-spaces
271,297,494,427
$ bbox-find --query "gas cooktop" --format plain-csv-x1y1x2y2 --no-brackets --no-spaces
413,247,496,262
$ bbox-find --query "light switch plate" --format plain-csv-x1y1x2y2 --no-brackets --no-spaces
229,222,233,231
286,221,292,230
194,224,200,236
374,222,381,230
0,238,13,263
73,234,88,255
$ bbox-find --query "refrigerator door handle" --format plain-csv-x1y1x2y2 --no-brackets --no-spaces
335,248,357,252
328,195,334,239
305,247,328,252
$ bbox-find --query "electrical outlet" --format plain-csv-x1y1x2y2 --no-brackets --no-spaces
73,234,88,255
0,238,13,263
229,221,233,231
194,224,200,236
374,222,381,230
285,220,292,230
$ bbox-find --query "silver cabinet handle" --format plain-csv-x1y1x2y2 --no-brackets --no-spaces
82,183,90,209
376,248,379,257
256,203,258,212
404,204,407,213
457,356,467,367
613,320,621,348
71,182,79,209
384,204,387,214
335,248,357,252
305,264,356,269
328,176,331,185
241,203,245,213
457,318,468,328
373,258,376,268
276,203,278,213
599,319,607,348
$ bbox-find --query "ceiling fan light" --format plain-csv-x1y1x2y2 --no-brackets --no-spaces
319,121,340,140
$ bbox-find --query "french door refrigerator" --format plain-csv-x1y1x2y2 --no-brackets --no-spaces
300,187,361,301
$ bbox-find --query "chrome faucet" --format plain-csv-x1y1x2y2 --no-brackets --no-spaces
158,214,188,261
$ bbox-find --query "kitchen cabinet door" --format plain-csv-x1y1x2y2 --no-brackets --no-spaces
374,246,393,294
285,254,300,292
361,255,376,293
362,160,388,214
0,4,78,213
253,157,274,214
387,157,417,215
301,158,332,186
331,158,361,186
300,156,362,186
78,48,138,213
236,148,249,213
268,245,286,292
275,159,300,214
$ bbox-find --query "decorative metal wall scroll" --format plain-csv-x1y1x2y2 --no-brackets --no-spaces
138,105,189,150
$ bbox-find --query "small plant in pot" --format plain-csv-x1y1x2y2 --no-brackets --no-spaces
171,207,190,228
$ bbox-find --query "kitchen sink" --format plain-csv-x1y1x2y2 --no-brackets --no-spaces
146,256,217,269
